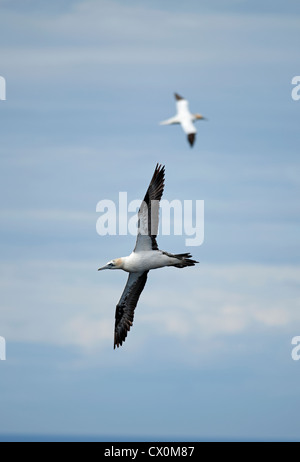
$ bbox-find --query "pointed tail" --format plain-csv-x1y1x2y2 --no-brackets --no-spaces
173,253,199,268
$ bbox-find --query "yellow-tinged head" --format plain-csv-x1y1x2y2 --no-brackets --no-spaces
98,258,123,271
194,113,207,120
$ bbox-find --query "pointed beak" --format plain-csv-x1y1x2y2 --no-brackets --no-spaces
98,264,109,271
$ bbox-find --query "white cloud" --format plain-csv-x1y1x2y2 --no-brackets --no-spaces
1,0,299,82
0,260,299,358
143,263,300,337
0,0,299,364
0,209,94,223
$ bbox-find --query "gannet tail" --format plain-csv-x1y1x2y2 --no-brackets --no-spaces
163,252,198,268
173,253,198,268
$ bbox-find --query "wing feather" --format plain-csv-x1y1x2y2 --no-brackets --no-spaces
114,271,149,348
134,164,165,252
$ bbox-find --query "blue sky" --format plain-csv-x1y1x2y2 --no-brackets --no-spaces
0,0,300,441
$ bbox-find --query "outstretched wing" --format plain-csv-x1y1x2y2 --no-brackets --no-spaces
114,271,149,348
159,116,180,126
134,164,165,252
180,118,197,135
174,93,197,142
175,93,191,117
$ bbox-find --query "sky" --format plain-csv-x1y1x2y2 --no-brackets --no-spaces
0,0,300,441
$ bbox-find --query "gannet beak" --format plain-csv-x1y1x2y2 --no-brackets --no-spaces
98,264,109,271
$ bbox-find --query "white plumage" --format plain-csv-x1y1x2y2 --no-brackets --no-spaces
98,164,198,349
160,93,206,147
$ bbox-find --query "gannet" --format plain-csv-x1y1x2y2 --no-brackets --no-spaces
98,164,198,349
160,93,206,147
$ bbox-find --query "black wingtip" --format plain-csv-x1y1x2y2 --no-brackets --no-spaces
154,163,165,175
174,93,184,101
187,133,195,147
151,164,165,191
114,334,126,349
145,163,165,211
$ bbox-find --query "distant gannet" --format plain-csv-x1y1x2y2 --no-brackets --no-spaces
98,164,198,349
160,93,206,147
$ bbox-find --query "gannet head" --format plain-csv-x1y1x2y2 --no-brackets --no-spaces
194,113,207,121
98,258,123,271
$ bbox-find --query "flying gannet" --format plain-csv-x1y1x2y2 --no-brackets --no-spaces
160,93,206,147
98,164,198,349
